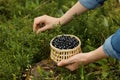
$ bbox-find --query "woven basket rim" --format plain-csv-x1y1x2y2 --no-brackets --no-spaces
50,34,81,52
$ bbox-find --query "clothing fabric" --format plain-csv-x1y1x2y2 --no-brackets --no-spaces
79,0,120,60
103,29,120,60
79,0,105,9
111,29,120,53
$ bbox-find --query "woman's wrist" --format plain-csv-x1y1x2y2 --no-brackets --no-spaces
80,53,92,65
59,1,88,26
85,46,108,64
59,17,68,25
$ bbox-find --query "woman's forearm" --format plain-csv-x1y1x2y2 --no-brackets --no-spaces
59,1,88,25
85,46,108,64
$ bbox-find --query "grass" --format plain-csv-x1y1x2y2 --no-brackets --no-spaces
0,0,120,80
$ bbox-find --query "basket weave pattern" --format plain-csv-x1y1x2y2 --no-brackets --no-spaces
50,35,81,63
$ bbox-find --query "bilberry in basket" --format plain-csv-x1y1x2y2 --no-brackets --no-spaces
52,35,79,49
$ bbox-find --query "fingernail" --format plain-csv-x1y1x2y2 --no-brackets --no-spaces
57,62,61,66
57,63,60,66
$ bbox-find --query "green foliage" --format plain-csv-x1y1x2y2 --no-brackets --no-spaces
0,0,120,80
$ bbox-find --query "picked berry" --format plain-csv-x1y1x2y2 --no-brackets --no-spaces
52,35,79,49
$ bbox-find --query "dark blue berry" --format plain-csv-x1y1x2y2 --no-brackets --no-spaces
52,35,79,49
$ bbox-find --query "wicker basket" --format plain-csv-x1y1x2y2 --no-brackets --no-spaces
50,34,82,63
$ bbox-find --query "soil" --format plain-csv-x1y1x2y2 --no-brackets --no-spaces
23,59,58,80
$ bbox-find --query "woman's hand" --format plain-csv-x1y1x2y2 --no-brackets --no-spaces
57,46,108,71
33,15,61,33
33,1,88,34
57,53,89,71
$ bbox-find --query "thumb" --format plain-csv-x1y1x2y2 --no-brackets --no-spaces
36,25,50,33
57,58,74,67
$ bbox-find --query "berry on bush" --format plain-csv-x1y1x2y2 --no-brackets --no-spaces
52,35,79,49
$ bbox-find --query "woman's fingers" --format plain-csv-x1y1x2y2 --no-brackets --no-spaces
33,16,46,32
65,63,79,71
36,25,50,33
57,53,86,71
57,57,74,67
33,15,61,33
58,60,79,71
